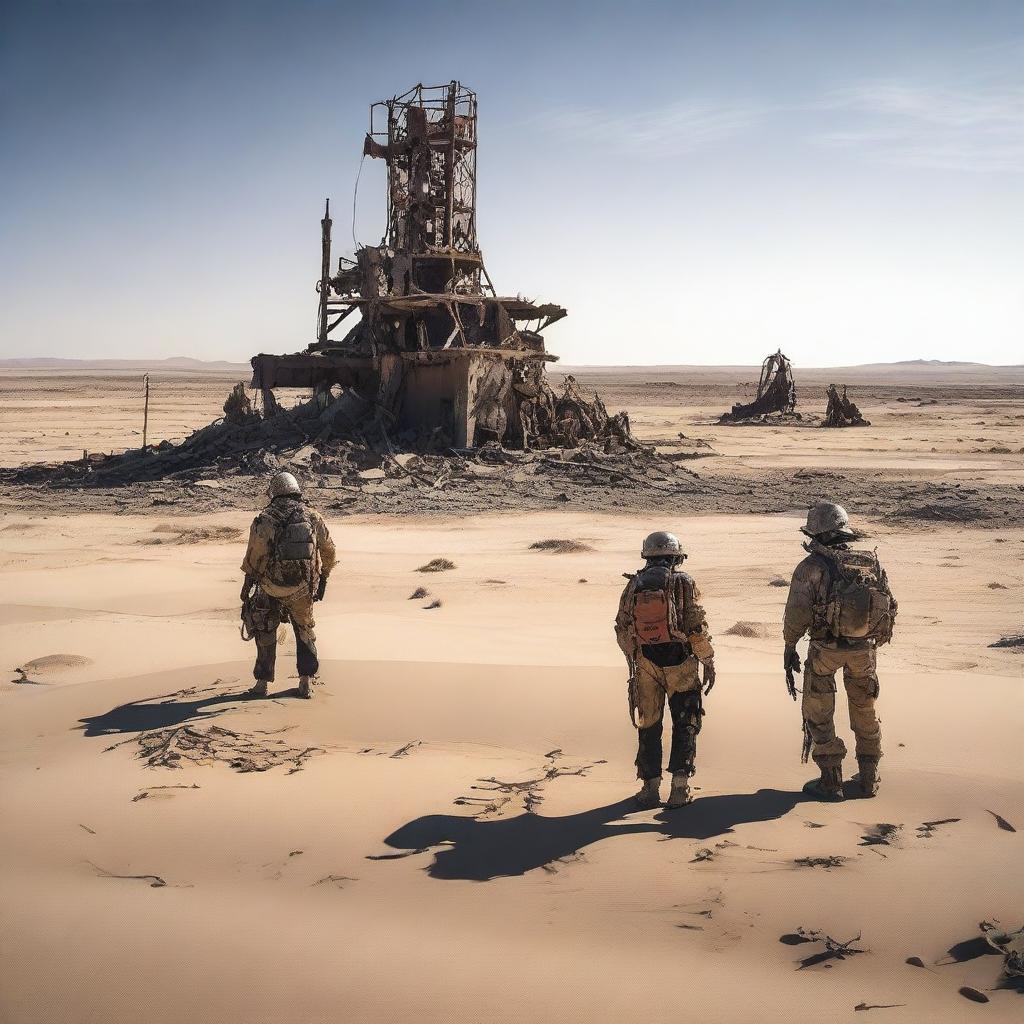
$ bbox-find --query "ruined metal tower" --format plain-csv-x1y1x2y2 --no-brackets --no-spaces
252,81,569,448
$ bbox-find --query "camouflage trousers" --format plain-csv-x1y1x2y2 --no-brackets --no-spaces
802,642,882,768
634,655,704,781
251,587,318,682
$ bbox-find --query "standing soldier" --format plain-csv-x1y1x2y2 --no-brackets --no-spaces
783,502,897,800
615,532,716,810
240,472,336,699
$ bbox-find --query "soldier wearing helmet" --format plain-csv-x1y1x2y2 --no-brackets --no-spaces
614,531,716,809
239,471,337,699
784,502,897,800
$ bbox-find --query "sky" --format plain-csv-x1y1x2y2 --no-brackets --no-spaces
1,0,1022,367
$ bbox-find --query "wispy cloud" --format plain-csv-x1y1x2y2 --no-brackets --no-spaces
535,99,767,155
815,80,1024,172
535,71,1024,173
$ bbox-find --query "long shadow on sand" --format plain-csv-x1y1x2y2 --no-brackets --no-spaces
380,789,810,881
78,686,278,737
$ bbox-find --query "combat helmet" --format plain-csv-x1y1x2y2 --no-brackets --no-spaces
267,471,301,498
801,502,855,540
641,531,685,560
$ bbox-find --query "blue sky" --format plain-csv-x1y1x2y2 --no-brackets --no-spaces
1,0,1021,365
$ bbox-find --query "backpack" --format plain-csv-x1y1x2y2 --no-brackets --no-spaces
817,548,895,643
630,564,678,645
265,502,316,589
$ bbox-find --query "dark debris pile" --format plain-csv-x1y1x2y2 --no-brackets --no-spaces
0,385,717,516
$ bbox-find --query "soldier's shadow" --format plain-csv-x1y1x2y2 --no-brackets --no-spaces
379,788,810,881
78,685,276,737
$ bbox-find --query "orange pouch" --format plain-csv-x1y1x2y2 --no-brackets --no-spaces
633,589,671,644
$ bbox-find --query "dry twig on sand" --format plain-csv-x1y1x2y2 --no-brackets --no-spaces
105,724,322,773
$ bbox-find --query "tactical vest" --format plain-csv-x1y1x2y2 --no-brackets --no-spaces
631,564,681,645
814,547,894,643
265,501,316,589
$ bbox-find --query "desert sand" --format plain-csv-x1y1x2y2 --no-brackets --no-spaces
1,365,1022,1023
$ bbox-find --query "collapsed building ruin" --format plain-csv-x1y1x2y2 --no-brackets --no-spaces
251,81,631,451
822,383,870,427
719,350,799,424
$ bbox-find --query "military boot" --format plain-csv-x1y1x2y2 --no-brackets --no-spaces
634,777,661,809
855,757,880,797
802,764,844,802
246,680,269,698
666,772,693,809
297,676,313,700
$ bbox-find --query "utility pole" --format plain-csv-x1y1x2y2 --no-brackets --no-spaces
318,198,332,345
142,374,150,449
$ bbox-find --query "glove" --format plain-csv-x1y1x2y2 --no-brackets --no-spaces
314,575,328,602
783,645,801,674
702,661,716,695
784,644,801,701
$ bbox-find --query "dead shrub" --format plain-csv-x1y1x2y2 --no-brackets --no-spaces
529,539,594,554
724,621,770,639
416,558,456,573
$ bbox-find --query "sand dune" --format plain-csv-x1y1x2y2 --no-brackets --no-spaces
2,507,1022,1022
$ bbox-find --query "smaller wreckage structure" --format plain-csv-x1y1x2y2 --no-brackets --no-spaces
252,81,631,451
822,383,870,427
719,350,800,424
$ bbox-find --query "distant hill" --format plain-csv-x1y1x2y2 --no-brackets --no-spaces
2,355,1021,386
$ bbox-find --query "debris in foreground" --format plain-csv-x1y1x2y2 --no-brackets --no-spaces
104,724,323,773
990,634,1024,649
981,920,1024,979
959,987,989,1003
986,809,1017,832
789,928,868,970
794,855,848,869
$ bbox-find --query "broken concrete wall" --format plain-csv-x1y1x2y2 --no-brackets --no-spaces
398,358,470,446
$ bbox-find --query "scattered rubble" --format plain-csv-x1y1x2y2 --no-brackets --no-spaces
859,822,903,847
104,724,323,773
916,817,960,839
990,634,1024,649
786,928,868,970
720,350,800,424
794,855,848,869
987,810,1016,832
981,920,1024,979
822,384,870,427
958,987,989,1004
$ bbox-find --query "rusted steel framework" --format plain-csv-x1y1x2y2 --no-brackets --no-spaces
250,81,625,450
719,349,798,423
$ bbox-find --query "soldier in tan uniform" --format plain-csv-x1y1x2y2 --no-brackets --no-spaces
615,532,716,809
240,472,336,699
784,502,897,800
